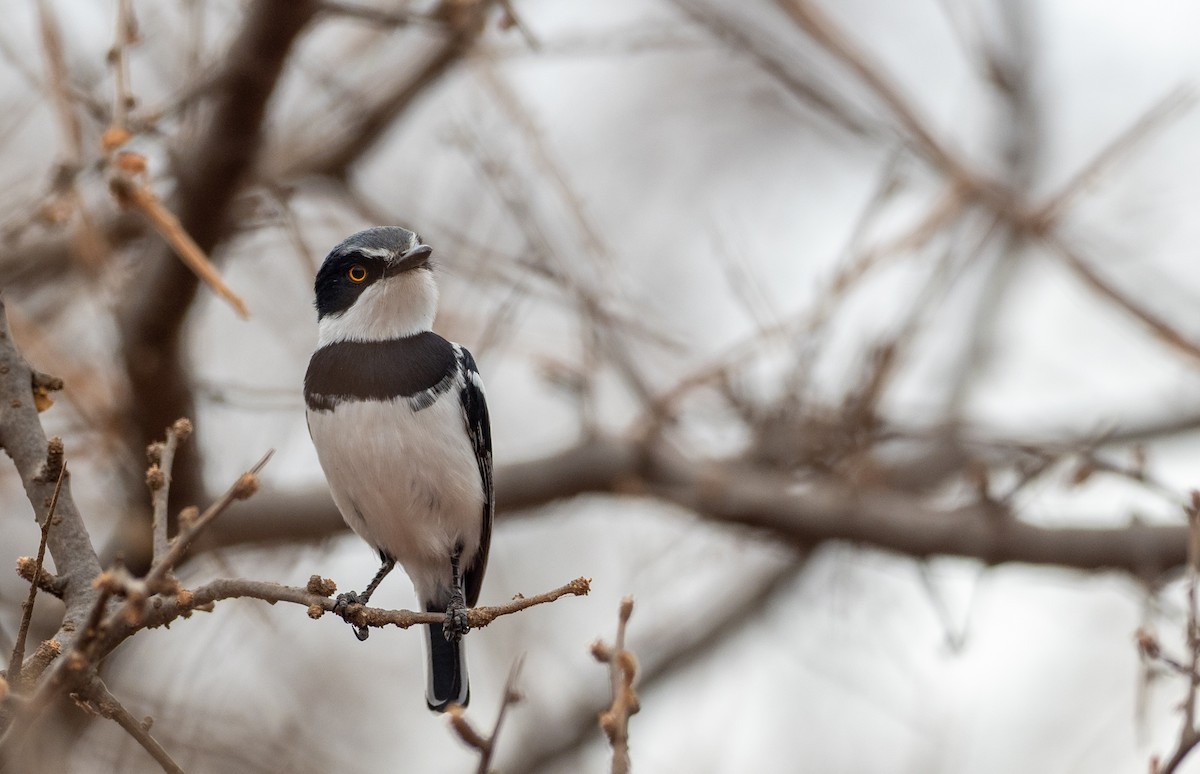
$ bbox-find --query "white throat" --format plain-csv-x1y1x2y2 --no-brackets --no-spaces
318,270,439,345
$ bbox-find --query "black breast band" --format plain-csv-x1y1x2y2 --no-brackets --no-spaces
305,332,456,411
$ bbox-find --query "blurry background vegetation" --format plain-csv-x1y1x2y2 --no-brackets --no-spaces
4,0,1200,771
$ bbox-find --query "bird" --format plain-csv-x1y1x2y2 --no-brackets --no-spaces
303,226,493,711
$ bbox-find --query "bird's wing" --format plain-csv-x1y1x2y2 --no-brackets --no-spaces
457,345,493,608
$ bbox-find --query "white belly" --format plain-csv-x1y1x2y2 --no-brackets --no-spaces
307,393,484,603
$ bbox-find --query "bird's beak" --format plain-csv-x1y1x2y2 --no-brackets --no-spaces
389,245,433,274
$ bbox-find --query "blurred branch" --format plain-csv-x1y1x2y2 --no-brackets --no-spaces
1045,234,1200,364
592,597,639,774
284,0,497,180
447,658,524,774
110,171,251,319
218,433,1187,578
780,0,1200,389
111,0,320,569
1148,495,1200,774
511,560,804,773
317,1,432,29
1037,87,1194,226
36,0,82,165
667,0,874,137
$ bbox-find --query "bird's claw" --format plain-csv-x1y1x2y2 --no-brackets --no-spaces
443,594,469,642
334,591,371,641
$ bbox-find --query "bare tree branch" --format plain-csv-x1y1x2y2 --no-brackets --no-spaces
111,0,321,569
592,597,639,774
80,676,185,774
0,297,102,638
282,0,498,180
6,462,62,691
212,432,1187,581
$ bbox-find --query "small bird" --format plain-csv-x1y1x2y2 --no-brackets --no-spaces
303,226,493,711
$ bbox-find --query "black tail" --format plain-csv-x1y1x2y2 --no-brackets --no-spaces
425,621,469,711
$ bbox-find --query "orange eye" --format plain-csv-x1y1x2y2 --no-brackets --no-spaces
347,265,367,283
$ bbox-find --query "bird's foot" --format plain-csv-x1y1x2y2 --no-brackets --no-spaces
443,592,469,643
334,591,371,641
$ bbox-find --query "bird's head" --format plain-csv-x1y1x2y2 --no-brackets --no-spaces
314,226,437,345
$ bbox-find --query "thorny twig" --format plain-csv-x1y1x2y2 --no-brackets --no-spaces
592,596,639,774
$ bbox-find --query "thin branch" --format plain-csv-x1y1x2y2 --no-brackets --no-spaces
108,0,137,138
6,463,63,691
1046,234,1200,365
592,597,639,774
666,0,873,137
110,175,250,319
82,676,185,774
147,419,194,566
1153,494,1200,774
317,1,433,29
144,451,273,592
141,575,591,634
511,560,802,773
284,0,497,179
35,0,82,164
0,452,274,754
775,0,1000,202
447,657,525,774
1036,87,1195,227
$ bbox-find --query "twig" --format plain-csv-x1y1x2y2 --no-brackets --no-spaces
1046,234,1200,365
143,575,591,634
109,176,250,319
592,596,639,774
0,452,273,755
447,657,524,774
511,560,801,774
147,419,194,567
317,1,432,28
107,0,138,139
82,676,185,774
15,556,67,599
144,450,273,591
35,0,82,164
1149,492,1200,774
1035,87,1195,228
6,463,64,691
775,0,998,202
